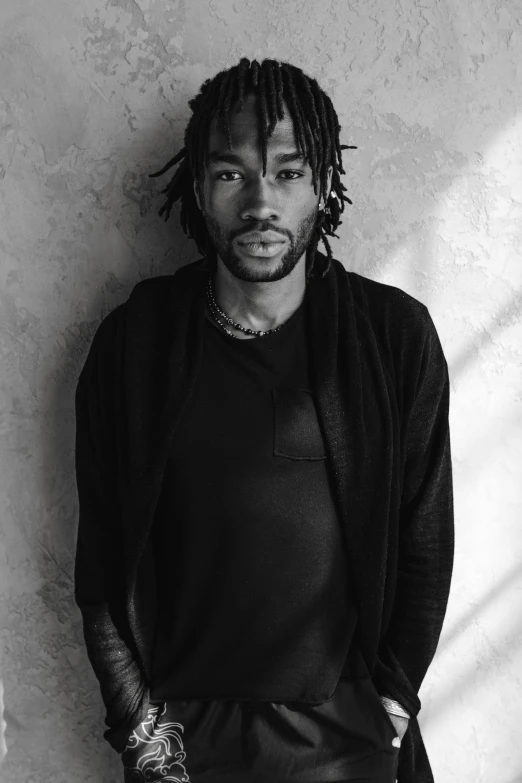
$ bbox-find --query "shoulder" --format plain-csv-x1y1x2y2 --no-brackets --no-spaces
330,260,442,354
346,267,431,335
330,259,448,382
128,258,208,299
94,258,207,341
78,259,207,394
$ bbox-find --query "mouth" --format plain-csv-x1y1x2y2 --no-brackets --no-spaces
236,241,287,258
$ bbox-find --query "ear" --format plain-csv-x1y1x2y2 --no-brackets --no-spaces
319,166,334,209
326,165,333,198
193,179,202,211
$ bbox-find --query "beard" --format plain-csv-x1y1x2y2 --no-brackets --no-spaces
200,204,320,283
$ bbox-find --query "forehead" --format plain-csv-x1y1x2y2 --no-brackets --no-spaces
206,93,299,155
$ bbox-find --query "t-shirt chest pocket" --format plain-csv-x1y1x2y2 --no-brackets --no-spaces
271,388,327,460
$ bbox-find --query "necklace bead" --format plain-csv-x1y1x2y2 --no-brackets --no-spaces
206,273,284,339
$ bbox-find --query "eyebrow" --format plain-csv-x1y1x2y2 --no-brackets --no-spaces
206,150,306,166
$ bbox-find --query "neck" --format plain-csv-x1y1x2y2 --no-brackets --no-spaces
212,255,307,333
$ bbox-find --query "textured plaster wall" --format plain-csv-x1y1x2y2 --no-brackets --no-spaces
0,1,521,781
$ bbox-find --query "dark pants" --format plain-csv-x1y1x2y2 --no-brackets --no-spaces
121,677,400,782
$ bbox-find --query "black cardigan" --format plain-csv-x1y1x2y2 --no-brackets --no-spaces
74,252,454,782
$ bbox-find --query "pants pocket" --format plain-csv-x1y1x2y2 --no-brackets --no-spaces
364,679,403,749
376,698,402,741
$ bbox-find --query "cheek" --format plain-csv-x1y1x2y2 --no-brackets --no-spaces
296,195,321,224
203,185,231,218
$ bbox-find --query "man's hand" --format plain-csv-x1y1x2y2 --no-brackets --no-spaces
386,710,410,741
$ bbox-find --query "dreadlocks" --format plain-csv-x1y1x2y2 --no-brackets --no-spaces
149,57,357,281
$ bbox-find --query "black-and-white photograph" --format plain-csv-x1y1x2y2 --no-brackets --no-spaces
1,1,521,781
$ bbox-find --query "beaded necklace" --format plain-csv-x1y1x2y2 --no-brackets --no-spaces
205,272,287,339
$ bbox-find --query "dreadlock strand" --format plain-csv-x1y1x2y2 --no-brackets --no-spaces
237,57,249,112
273,61,285,120
215,73,229,118
332,112,345,176
310,84,331,206
149,147,186,179
320,229,333,264
324,94,345,175
257,64,269,176
288,70,319,192
279,65,305,157
221,70,238,151
298,99,318,192
158,159,189,220
320,97,350,214
214,72,231,150
301,74,335,277
251,59,259,87
316,96,344,231
195,77,223,180
300,73,323,172
265,61,279,137
213,74,230,150
340,179,354,206
339,143,358,184
155,159,184,218
280,66,309,175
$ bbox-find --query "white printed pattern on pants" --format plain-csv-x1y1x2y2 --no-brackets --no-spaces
123,703,191,782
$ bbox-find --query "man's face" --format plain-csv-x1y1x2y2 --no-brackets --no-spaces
193,92,333,283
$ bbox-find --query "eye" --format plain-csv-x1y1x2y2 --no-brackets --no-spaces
280,171,304,180
215,170,305,181
215,172,241,181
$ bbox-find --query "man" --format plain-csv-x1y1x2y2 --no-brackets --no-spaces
74,58,454,783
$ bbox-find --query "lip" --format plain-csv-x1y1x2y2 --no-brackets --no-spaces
236,232,287,245
236,241,286,258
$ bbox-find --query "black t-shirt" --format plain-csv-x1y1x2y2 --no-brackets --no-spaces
149,290,360,703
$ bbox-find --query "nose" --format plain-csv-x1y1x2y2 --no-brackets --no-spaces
239,177,281,222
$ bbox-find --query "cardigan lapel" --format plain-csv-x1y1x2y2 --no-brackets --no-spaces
307,253,396,671
121,261,208,583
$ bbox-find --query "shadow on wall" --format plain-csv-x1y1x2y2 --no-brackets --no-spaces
450,288,522,379
429,563,522,721
437,564,522,659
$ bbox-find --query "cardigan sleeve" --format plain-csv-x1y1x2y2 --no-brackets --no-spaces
74,309,149,753
373,306,455,721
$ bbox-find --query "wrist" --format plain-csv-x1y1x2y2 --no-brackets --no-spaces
379,696,410,720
